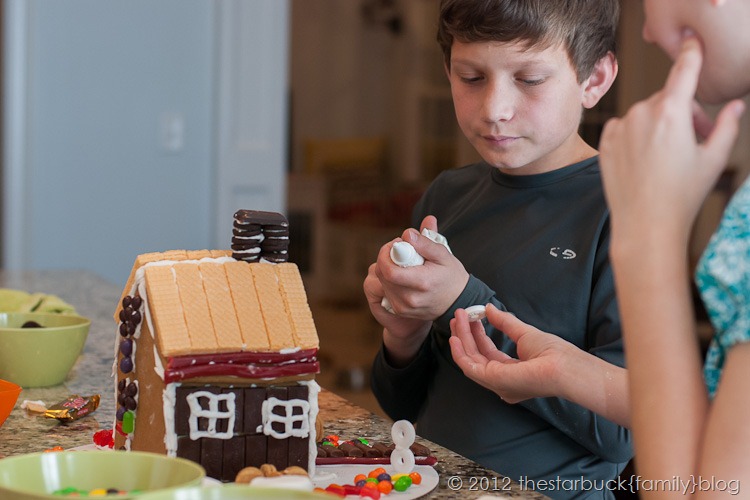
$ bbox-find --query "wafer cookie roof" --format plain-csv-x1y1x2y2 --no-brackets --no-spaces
116,251,319,357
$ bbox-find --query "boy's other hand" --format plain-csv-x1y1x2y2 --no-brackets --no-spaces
449,304,569,403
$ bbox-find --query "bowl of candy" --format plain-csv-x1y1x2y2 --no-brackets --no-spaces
0,379,22,428
0,451,206,499
0,313,90,387
137,485,333,499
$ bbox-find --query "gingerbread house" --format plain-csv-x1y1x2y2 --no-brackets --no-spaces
112,248,320,482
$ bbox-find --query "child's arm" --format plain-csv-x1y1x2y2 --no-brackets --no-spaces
599,38,746,487
450,304,630,427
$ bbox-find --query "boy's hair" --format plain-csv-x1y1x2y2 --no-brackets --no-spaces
437,0,619,82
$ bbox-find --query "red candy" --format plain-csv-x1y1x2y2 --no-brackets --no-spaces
93,429,114,448
343,467,417,497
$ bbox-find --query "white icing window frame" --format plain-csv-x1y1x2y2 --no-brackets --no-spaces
262,397,310,439
186,391,236,440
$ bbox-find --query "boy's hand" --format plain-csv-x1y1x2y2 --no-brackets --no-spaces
364,259,430,339
375,216,469,321
599,37,745,246
449,304,570,403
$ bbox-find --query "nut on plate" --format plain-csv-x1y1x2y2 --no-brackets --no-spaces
235,466,263,483
283,466,308,476
260,463,282,477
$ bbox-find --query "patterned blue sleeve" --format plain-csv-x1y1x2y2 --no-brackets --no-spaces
696,177,750,398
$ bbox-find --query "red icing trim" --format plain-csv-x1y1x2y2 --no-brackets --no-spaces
166,348,318,369
163,360,319,383
315,456,438,466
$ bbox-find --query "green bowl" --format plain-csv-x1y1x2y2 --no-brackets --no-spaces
0,451,205,499
138,484,332,499
0,313,90,387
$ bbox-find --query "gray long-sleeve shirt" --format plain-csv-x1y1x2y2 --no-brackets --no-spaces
371,157,632,499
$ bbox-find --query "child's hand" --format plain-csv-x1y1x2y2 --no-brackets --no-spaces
449,304,570,403
599,37,744,246
364,258,431,339
364,256,432,367
374,216,469,321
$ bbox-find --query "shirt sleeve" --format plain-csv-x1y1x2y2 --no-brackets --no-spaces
370,337,435,422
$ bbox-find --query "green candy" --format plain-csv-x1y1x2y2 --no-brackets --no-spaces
394,475,413,491
122,410,135,434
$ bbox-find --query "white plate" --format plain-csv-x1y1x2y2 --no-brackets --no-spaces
69,445,438,497
312,464,438,499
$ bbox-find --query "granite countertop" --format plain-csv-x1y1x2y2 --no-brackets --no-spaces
0,270,548,499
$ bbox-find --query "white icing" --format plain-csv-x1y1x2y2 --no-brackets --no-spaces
261,397,310,439
300,380,321,477
186,391,236,440
233,247,262,255
163,383,178,456
390,242,425,267
279,347,301,354
421,227,452,254
312,471,337,482
465,304,487,322
234,234,264,241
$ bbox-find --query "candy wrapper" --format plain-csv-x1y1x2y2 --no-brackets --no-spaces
44,394,100,421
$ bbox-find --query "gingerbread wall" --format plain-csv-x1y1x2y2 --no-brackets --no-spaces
173,385,311,482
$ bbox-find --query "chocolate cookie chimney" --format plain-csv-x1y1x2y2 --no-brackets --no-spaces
231,210,290,263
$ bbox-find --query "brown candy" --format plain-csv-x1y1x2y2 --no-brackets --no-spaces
44,395,100,421
352,440,382,458
371,442,392,457
338,442,363,457
410,442,431,456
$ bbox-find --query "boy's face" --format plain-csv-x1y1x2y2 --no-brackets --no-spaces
447,39,594,175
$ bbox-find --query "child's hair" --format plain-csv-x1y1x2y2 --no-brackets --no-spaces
437,0,619,82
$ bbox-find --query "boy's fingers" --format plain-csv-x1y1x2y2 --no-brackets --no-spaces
409,230,449,261
663,37,703,103
485,304,538,345
420,215,438,234
451,311,480,356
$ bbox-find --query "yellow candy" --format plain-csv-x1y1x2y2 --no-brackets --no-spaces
89,489,108,496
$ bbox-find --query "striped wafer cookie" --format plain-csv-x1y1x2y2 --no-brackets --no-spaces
209,249,232,259
115,251,187,322
144,265,192,356
249,263,295,350
173,263,218,352
199,262,244,351
275,263,319,349
186,249,212,261
224,261,270,350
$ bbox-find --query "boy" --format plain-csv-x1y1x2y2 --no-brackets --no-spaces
363,0,631,497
